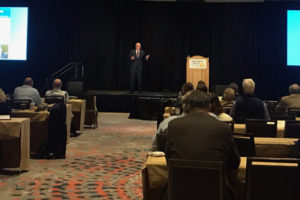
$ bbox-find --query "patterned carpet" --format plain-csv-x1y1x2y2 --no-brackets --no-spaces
0,113,156,200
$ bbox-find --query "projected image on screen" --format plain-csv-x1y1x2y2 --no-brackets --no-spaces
287,10,300,66
0,7,28,61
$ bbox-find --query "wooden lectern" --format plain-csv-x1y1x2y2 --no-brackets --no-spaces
186,55,209,89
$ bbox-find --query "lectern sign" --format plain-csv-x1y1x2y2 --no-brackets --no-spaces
189,59,207,69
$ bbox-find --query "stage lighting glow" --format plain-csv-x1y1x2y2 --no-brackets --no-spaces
287,10,300,66
0,7,28,61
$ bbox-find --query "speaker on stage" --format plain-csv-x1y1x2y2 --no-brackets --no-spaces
67,81,85,96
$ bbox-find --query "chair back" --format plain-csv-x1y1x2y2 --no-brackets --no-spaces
0,100,11,115
246,157,300,200
156,133,167,152
233,133,256,157
78,94,98,128
269,111,296,121
13,99,31,110
45,95,65,105
168,159,225,200
264,100,278,112
288,108,300,117
285,120,300,138
246,119,277,137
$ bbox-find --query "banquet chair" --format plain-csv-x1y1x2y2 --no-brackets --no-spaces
234,114,250,124
233,133,256,157
168,159,225,200
264,100,278,112
45,95,65,105
269,111,296,121
79,94,98,128
13,99,31,110
245,157,300,200
0,100,11,115
288,108,300,117
246,119,277,137
284,120,300,138
39,103,67,159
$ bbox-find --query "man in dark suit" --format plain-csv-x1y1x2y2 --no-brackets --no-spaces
165,90,241,199
230,78,269,123
129,42,150,93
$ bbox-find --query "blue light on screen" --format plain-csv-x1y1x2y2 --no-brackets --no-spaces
0,7,28,61
287,10,300,66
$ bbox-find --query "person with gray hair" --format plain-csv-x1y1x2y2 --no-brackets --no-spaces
0,89,6,103
242,78,255,94
0,88,9,115
277,83,300,111
14,77,42,106
230,78,269,123
221,87,235,108
45,79,69,103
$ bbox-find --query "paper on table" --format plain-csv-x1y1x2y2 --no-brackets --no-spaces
0,115,10,120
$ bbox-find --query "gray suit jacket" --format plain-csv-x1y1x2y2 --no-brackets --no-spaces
14,85,42,106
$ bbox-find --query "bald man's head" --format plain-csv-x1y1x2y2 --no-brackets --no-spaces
135,42,141,51
23,77,33,87
53,79,62,89
289,84,300,95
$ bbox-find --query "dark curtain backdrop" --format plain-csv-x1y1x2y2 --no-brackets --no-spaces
1,0,300,99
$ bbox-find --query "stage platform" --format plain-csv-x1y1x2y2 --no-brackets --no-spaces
86,90,178,114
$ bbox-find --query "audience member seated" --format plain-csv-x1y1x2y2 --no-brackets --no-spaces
0,88,9,115
152,90,192,148
210,93,233,121
165,91,241,200
45,79,69,103
230,78,270,123
221,87,235,108
180,82,194,96
196,80,208,93
229,82,240,99
276,84,300,111
178,82,194,103
0,89,6,103
14,77,42,106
